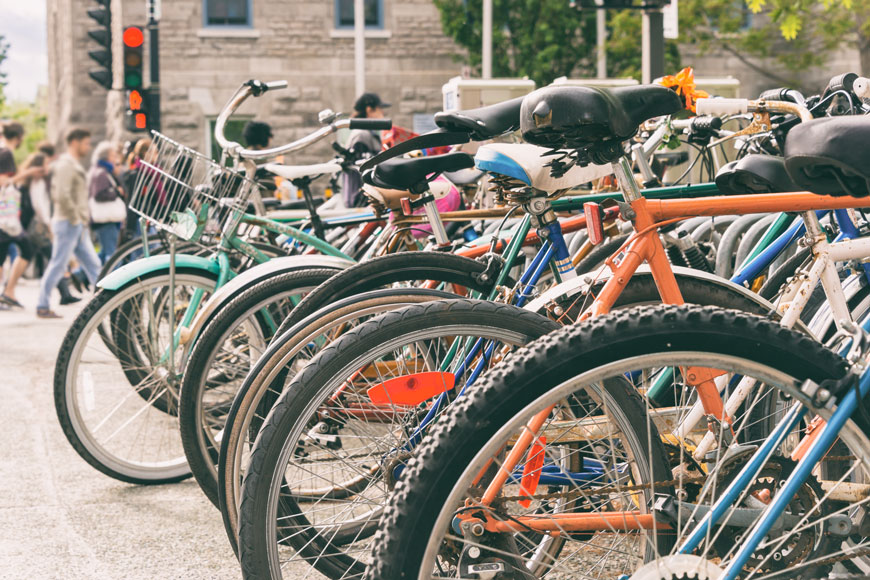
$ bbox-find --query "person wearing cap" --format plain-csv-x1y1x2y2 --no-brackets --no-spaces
243,121,278,193
342,93,391,207
243,121,274,150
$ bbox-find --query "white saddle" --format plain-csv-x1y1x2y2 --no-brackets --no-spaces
264,161,342,181
474,143,612,192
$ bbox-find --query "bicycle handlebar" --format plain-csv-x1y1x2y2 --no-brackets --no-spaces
349,118,393,131
696,97,813,122
214,80,391,161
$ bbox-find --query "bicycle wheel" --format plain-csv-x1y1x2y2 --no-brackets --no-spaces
368,305,866,580
54,269,218,484
237,300,560,579
269,251,505,341
218,288,460,553
178,268,338,506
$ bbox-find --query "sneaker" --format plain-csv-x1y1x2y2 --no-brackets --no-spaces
37,308,62,319
59,294,82,305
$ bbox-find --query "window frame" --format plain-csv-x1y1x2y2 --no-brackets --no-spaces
334,0,384,30
203,0,253,28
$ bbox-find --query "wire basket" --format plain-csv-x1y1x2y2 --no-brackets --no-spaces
128,132,259,241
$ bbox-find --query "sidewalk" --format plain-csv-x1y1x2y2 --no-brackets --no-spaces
0,279,240,579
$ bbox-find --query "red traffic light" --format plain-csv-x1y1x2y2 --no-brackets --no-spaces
129,90,143,110
123,26,144,47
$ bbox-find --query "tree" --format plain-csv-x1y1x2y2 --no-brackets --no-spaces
433,0,601,85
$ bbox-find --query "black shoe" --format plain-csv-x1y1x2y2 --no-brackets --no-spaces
69,271,90,293
58,278,82,305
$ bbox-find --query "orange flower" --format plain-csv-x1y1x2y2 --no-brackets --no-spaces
658,67,709,114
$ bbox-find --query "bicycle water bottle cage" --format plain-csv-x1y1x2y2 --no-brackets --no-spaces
520,85,682,165
714,155,801,196
784,116,870,197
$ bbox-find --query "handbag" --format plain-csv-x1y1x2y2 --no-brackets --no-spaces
89,196,128,223
0,184,23,238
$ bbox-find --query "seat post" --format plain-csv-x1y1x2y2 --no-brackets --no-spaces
611,155,643,203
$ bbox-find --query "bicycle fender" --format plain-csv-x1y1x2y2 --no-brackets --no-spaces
97,254,222,291
180,255,353,346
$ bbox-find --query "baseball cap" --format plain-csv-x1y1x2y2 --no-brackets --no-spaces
354,93,391,115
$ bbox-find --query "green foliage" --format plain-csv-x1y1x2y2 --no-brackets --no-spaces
433,0,603,85
0,102,47,165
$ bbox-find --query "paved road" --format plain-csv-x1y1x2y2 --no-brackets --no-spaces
0,280,242,579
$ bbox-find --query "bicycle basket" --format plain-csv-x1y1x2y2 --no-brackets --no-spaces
128,132,259,241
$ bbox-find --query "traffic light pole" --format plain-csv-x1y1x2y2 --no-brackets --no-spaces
147,0,161,131
641,7,664,84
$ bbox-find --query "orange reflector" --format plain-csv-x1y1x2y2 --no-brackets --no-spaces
400,197,412,215
367,371,455,406
584,202,604,245
518,437,546,508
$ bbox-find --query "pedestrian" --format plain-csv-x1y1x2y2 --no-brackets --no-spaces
342,92,390,207
87,141,126,264
120,137,152,240
0,121,43,309
36,128,102,319
243,121,278,194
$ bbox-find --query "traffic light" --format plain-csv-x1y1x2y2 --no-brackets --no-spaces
86,0,112,89
125,88,150,132
122,26,145,90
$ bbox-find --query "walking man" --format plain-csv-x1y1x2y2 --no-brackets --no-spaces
37,128,102,319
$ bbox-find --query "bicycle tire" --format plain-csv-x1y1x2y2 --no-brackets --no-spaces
178,268,338,506
237,299,560,580
54,269,219,484
367,304,852,580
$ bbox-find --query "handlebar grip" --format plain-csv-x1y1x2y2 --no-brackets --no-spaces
854,77,870,99
349,118,393,131
695,98,749,116
265,80,288,91
690,115,723,132
759,88,789,102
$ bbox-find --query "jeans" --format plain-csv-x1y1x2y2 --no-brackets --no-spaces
93,222,121,264
38,220,101,310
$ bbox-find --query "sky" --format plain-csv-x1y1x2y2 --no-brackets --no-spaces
1,0,49,103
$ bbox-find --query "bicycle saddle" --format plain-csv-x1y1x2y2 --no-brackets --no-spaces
784,116,870,197
364,152,476,193
443,167,485,186
520,85,682,163
434,97,524,140
715,155,800,195
475,143,612,192
362,180,455,211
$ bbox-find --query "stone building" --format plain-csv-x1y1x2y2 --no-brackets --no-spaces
47,0,465,164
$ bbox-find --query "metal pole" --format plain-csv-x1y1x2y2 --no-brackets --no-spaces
482,0,492,79
148,0,161,130
354,0,365,95
596,0,606,78
641,8,665,84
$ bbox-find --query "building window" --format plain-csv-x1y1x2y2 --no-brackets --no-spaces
204,0,252,27
335,0,383,29
207,118,251,162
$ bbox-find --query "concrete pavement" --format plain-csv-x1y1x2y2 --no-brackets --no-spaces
0,279,241,579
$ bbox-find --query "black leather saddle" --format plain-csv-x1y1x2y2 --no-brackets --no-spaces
519,85,682,162
434,97,524,140
443,167,485,186
715,155,801,195
363,152,476,193
784,116,870,197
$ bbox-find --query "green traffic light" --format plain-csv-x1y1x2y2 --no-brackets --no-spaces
125,72,142,88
